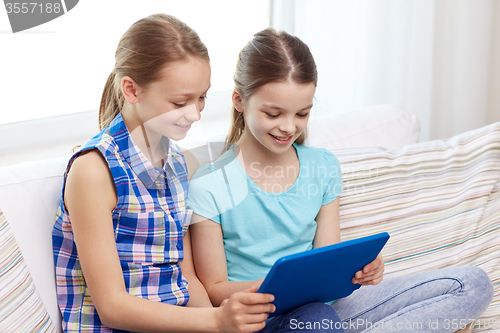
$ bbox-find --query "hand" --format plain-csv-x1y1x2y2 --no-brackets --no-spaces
216,286,275,333
352,253,385,285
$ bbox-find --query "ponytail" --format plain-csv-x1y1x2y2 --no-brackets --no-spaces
224,107,245,152
99,72,123,130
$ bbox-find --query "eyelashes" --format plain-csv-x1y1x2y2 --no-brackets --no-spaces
173,96,207,108
265,113,309,118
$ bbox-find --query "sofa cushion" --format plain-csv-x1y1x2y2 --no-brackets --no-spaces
0,210,57,332
333,121,500,327
0,156,69,332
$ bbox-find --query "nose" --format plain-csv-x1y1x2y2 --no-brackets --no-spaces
184,103,201,122
279,116,296,134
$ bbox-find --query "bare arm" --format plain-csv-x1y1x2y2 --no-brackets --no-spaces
313,196,384,285
313,197,341,248
179,147,228,307
179,229,213,307
65,150,272,332
189,213,264,306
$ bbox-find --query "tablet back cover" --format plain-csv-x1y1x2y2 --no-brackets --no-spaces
258,232,390,317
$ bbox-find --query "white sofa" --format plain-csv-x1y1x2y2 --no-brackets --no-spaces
1,105,499,332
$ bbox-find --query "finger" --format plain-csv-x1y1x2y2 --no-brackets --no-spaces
354,267,377,280
232,313,268,332
362,263,384,277
353,275,381,285
355,265,375,279
246,312,270,324
353,265,385,283
234,291,275,305
356,258,385,279
244,303,276,314
244,321,267,333
362,254,384,274
353,267,385,284
220,298,229,307
359,273,384,285
357,264,384,278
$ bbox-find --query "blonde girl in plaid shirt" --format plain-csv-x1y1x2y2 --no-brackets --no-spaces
52,14,276,333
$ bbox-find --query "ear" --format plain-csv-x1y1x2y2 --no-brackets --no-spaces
232,90,244,112
121,76,140,104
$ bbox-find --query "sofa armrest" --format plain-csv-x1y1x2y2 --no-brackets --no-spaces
0,156,68,332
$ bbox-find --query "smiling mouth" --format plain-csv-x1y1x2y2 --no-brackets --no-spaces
270,133,293,141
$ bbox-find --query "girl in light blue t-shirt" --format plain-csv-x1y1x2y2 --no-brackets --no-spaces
188,28,493,333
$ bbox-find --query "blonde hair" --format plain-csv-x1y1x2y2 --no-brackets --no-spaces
225,28,317,151
99,14,209,130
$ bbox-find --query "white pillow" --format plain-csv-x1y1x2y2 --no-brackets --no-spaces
0,210,57,332
307,104,420,149
333,121,500,325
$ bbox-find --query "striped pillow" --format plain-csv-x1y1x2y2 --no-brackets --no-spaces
0,210,57,332
333,122,500,331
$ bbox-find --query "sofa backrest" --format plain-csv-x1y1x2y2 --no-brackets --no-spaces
333,121,500,324
306,104,420,150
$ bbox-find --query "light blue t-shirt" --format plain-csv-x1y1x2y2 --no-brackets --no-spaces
187,143,343,281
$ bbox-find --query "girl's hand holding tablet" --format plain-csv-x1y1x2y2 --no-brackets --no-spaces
352,253,385,285
216,287,275,333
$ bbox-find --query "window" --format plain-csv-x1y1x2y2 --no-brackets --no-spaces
0,0,270,125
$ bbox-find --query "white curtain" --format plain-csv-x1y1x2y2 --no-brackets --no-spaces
272,0,500,141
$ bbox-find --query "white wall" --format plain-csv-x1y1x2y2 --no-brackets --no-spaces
272,0,500,141
0,90,232,167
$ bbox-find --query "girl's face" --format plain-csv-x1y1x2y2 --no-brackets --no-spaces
237,80,316,155
131,56,211,141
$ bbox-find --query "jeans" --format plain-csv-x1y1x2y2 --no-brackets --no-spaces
259,302,344,332
331,266,493,333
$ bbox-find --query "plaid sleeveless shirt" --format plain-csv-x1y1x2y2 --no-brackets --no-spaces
52,114,191,332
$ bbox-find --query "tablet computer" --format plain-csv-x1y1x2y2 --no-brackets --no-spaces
257,232,390,317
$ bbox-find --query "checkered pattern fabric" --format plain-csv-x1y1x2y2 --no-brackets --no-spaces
52,113,191,332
